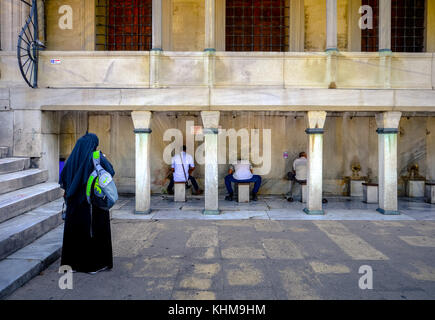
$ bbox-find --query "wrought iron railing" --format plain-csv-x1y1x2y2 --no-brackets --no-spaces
17,0,45,88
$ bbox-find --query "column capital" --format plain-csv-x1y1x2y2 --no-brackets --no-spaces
375,111,401,130
201,111,220,129
131,111,152,130
305,111,327,130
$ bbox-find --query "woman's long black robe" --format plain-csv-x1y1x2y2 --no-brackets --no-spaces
59,133,115,273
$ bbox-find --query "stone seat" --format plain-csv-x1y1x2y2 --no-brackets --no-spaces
237,183,250,203
174,182,186,202
350,179,365,197
300,181,307,203
425,182,435,204
363,183,378,204
407,180,425,198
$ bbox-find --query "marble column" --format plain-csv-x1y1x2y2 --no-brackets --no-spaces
376,112,401,215
201,111,220,215
152,0,162,50
326,0,338,51
204,0,216,86
132,111,152,215
326,0,338,88
378,0,392,88
304,111,327,215
150,0,163,88
205,0,216,51
379,0,391,52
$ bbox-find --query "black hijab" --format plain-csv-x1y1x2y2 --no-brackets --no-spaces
60,133,114,203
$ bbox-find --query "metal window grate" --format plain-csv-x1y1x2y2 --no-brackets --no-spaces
225,0,289,52
96,0,152,51
361,0,426,52
361,0,379,52
392,0,426,52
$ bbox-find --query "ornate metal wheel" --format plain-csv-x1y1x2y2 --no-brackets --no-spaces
17,0,45,88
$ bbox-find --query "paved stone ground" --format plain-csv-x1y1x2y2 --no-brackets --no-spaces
110,195,435,221
6,218,435,300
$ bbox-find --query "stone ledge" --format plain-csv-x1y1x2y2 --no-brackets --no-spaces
7,88,431,112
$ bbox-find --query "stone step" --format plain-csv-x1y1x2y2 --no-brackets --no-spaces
0,225,64,299
0,198,64,260
0,183,63,224
0,169,48,195
0,147,8,159
0,158,30,175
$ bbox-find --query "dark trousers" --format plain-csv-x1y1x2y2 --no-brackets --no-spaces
167,176,199,192
225,174,262,194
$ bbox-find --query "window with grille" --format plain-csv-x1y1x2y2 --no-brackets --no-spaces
392,0,426,52
361,0,379,52
361,0,426,52
96,0,152,51
225,0,289,52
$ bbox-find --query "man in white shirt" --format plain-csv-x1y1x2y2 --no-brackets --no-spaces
225,159,262,201
287,152,327,203
287,152,307,202
167,145,203,195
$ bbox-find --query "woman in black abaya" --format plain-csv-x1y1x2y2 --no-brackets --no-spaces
60,133,115,273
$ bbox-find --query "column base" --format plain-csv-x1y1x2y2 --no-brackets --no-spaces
376,208,400,215
135,209,152,215
325,47,338,54
203,209,220,216
303,208,324,215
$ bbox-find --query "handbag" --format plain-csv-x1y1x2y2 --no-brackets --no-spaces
180,153,191,189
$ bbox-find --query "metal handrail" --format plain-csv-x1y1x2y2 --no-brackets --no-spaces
17,0,45,88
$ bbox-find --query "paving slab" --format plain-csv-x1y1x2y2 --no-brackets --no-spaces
111,195,435,221
5,220,435,300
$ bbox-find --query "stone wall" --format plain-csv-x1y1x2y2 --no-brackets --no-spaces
7,0,435,53
45,0,95,50
171,0,205,51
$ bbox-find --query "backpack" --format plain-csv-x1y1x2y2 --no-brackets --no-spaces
86,151,118,211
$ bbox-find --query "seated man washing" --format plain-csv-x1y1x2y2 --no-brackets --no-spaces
287,152,307,202
167,145,203,195
287,151,327,203
225,159,262,201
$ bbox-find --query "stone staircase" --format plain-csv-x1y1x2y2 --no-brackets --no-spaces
0,151,64,299
0,147,8,159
